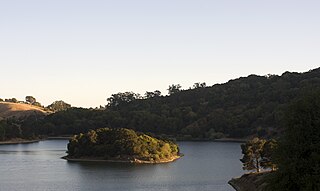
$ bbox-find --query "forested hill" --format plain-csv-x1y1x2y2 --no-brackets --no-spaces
6,68,320,140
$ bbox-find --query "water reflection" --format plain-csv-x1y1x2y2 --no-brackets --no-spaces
0,140,243,191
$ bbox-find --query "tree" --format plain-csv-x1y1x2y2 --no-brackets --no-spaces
154,90,161,97
26,96,36,104
5,98,18,103
261,139,277,171
33,102,42,107
269,91,320,191
240,137,266,173
0,121,6,141
107,92,139,107
145,90,161,99
0,98,3,102
47,100,71,112
168,84,182,95
193,82,206,89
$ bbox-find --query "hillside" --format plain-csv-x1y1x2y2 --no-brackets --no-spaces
0,102,49,120
3,67,320,140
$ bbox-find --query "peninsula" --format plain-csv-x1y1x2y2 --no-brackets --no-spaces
63,128,181,163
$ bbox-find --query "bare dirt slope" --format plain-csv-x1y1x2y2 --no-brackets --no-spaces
0,102,50,119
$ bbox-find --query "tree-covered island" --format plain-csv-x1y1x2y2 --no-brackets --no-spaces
63,128,181,163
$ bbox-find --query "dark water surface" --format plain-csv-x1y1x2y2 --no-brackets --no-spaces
0,140,243,191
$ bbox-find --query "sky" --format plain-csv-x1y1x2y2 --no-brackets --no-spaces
0,0,319,108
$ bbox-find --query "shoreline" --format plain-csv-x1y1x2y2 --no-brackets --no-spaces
176,138,247,143
0,139,41,145
228,172,271,191
212,138,247,143
47,136,72,140
62,155,181,164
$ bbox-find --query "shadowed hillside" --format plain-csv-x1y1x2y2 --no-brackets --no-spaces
1,68,319,140
25,67,320,140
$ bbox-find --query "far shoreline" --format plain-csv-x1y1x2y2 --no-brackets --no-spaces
0,137,247,145
47,136,72,140
176,138,247,143
48,135,247,143
0,139,41,145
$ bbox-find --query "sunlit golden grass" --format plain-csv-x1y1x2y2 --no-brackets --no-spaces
0,101,49,119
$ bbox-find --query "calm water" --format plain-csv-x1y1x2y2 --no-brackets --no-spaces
0,140,243,191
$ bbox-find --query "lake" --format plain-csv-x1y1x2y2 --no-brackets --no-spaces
0,140,243,191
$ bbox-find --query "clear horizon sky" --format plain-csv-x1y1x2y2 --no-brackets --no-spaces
0,0,319,108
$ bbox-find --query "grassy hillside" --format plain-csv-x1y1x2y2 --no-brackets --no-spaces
0,102,51,140
0,102,49,119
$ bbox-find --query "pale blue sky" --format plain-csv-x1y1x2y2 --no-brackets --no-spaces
0,0,319,107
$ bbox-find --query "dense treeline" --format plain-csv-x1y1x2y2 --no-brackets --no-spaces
238,90,320,190
0,115,44,141
1,68,320,140
266,90,320,191
66,128,180,162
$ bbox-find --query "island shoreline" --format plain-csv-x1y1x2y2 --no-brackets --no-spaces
62,155,182,164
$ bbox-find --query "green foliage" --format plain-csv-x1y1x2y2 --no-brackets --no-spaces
107,92,140,107
206,129,225,140
193,82,206,89
0,118,24,139
268,91,320,191
0,114,47,141
240,137,271,172
25,96,36,105
5,68,320,141
25,96,43,107
145,90,161,98
67,128,180,161
0,121,6,141
47,100,71,112
5,98,18,103
261,139,277,171
168,84,182,95
33,102,42,107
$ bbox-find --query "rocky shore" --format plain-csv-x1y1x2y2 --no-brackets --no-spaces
228,172,271,191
